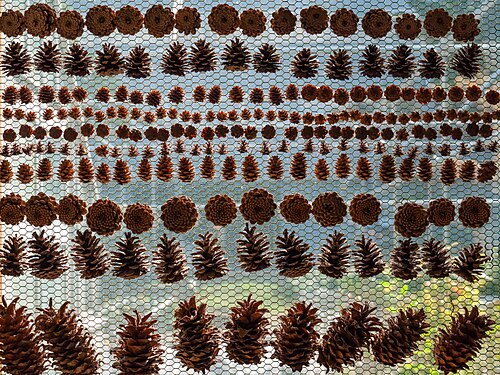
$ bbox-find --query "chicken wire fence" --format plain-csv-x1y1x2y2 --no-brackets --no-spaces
0,0,499,374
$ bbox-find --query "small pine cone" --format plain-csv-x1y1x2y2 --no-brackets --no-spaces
28,230,68,279
205,194,237,227
222,156,237,180
236,223,271,272
334,153,351,178
156,155,173,182
417,158,433,182
433,306,494,374
137,158,152,181
440,158,457,185
200,156,215,179
192,232,229,280
398,157,415,181
123,203,154,234
242,155,259,182
113,159,131,185
240,188,276,225
96,163,111,183
153,235,188,284
395,203,428,238
353,235,385,277
70,229,109,279
421,238,452,278
0,193,26,225
25,193,58,227
379,154,397,183
390,239,421,280
57,194,87,226
317,231,350,278
77,158,94,183
177,157,194,182
86,199,122,236
459,160,476,181
267,155,284,179
290,152,307,180
160,196,198,233
0,236,28,276
356,157,372,180
0,159,13,183
314,159,330,180
458,196,490,228
35,158,52,181
349,193,381,226
112,232,149,279
428,198,455,227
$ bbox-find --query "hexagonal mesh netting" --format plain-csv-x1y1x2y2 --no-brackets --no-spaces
0,0,498,374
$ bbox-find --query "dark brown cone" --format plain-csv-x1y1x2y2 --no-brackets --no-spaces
153,235,188,284
161,42,188,76
428,198,455,226
174,297,220,372
421,238,452,278
57,159,74,182
112,310,164,375
63,44,92,76
17,163,33,183
222,156,237,180
25,193,58,227
111,232,148,279
137,158,152,181
395,203,428,238
433,307,494,374
1,42,32,76
419,48,445,78
312,192,347,227
477,161,497,182
0,236,27,276
113,159,131,185
291,48,319,78
96,163,111,183
398,157,415,181
349,193,381,226
453,243,490,282
0,297,46,375
0,159,13,183
359,44,385,78
317,231,350,278
272,302,321,372
177,157,194,182
451,43,482,79
387,45,416,78
459,160,476,181
222,37,251,71
95,43,124,76
290,152,307,180
225,296,269,365
353,235,385,277
125,46,151,78
236,223,271,272
192,232,228,280
78,158,94,183
28,230,68,279
440,158,457,185
379,154,397,183
318,302,382,372
267,155,284,179
86,199,122,236
189,39,217,72
372,308,430,365
70,229,109,279
205,195,237,227
356,157,372,180
459,196,490,228
279,194,311,224
242,155,259,182
160,196,198,233
314,159,330,180
254,44,281,73
156,155,173,182
200,156,215,179
390,239,421,280
417,158,433,182
334,153,350,178
325,49,352,80
0,193,25,225
275,229,314,278
57,194,87,226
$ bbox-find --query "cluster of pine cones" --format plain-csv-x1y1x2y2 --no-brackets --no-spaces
0,295,494,374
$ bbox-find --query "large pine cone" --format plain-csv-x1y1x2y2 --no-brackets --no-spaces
160,196,198,233
86,199,122,236
123,203,154,234
25,193,58,227
57,194,87,225
236,223,271,272
240,188,276,225
458,196,490,228
349,193,381,225
312,192,347,227
0,193,25,224
394,203,428,237
427,198,455,226
204,194,237,226
279,193,311,224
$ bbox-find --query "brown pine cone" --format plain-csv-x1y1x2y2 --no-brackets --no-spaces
205,194,237,227
458,197,490,228
440,158,457,185
477,161,497,183
349,194,381,226
356,157,372,180
0,193,25,225
222,156,237,180
395,203,428,237
208,4,239,35
417,158,433,182
124,203,154,234
160,196,198,233
86,5,116,36
270,8,296,35
86,199,122,236
279,194,311,224
312,192,347,227
240,189,276,225
267,156,283,179
428,198,455,227
96,163,111,183
25,193,58,227
242,155,259,182
57,194,87,225
459,160,476,181
78,158,94,183
315,159,330,180
335,153,350,178
113,159,131,185
17,164,34,183
290,152,307,180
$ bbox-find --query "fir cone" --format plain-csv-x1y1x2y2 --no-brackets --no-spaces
174,297,220,372
0,235,27,276
421,238,452,278
240,188,276,225
192,232,228,280
225,296,269,365
112,232,148,279
0,297,46,375
395,203,428,238
360,44,385,77
161,42,188,76
356,157,373,180
387,45,416,78
1,42,31,76
160,196,198,233
63,44,92,76
222,38,251,71
28,230,68,279
440,158,457,185
153,235,189,284
291,48,319,78
70,229,109,279
95,43,124,76
242,155,260,182
275,230,313,278
205,194,237,227
417,157,433,182
57,194,87,226
390,239,420,280
459,196,490,228
25,193,58,227
86,199,122,236
317,231,350,278
353,235,385,277
428,198,455,227
200,156,215,179
433,306,494,374
112,310,163,375
272,302,321,372
222,156,237,180
312,192,347,227
253,43,281,73
349,193,381,226
267,155,284,179
125,46,151,78
451,43,482,78
372,308,430,365
189,39,217,72
335,153,351,178
318,302,382,372
236,223,271,272
0,193,25,225
280,194,311,224
379,154,397,183
325,49,352,80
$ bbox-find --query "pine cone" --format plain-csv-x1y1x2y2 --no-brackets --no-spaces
440,158,457,185
63,44,92,76
334,153,350,178
225,296,269,365
125,46,151,78
0,235,27,276
123,203,154,234
419,48,445,78
349,193,381,226
317,231,350,278
1,41,31,76
240,188,276,225
372,308,430,365
0,10,26,37
421,238,452,278
398,157,415,181
318,302,382,372
291,48,319,78
459,160,476,181
161,42,188,76
111,232,148,280
390,239,420,280
95,43,124,76
356,157,372,180
453,243,490,282
96,163,111,183
86,199,122,236
417,157,433,181
173,297,220,373
200,156,215,179
379,154,397,183
70,229,109,279
388,45,416,78
113,159,131,185
275,229,313,278
267,155,284,179
325,49,352,80
175,7,201,35
428,198,455,226
57,194,87,225
205,194,237,226
353,235,385,277
156,155,173,182
272,302,321,372
222,156,237,180
0,193,25,225
25,193,58,227
253,43,281,73
112,310,163,375
314,159,330,180
459,196,490,228
0,297,46,375
395,203,428,238
222,37,251,71
192,232,228,280
433,306,494,374
160,196,198,233
359,44,385,77
477,161,497,182
153,235,188,284
137,158,152,181
312,192,347,227
289,152,307,180
279,194,311,224
57,158,74,181
236,223,271,272
28,230,68,279
189,39,217,72
451,43,482,78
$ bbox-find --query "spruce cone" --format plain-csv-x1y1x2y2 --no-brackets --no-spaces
451,43,482,79
112,311,163,375
312,192,347,227
161,42,188,76
291,48,319,78
315,159,330,180
440,158,457,185
222,37,251,71
419,48,445,79
453,243,490,283
57,194,87,225
421,238,452,278
28,230,68,279
86,199,122,236
417,157,433,181
240,188,276,225
25,193,58,227
433,307,494,374
189,39,217,72
71,229,109,279
349,193,381,226
112,232,148,280
1,42,31,76
356,157,373,180
391,239,420,280
0,193,25,225
379,154,397,183
275,229,314,278
428,198,455,227
253,43,281,73
359,44,385,78
0,297,46,375
317,231,350,278
192,232,228,280
63,43,92,76
125,46,151,78
95,43,124,76
236,223,271,272
318,302,382,372
0,235,27,276
222,156,237,180
267,155,284,179
173,297,220,373
205,194,237,226
160,196,198,233
325,49,352,80
372,308,430,365
153,235,188,284
272,302,321,372
459,196,490,228
353,235,385,277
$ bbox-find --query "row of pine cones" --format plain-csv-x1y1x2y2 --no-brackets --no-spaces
1,154,496,185
0,226,490,283
0,39,485,79
0,295,494,374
